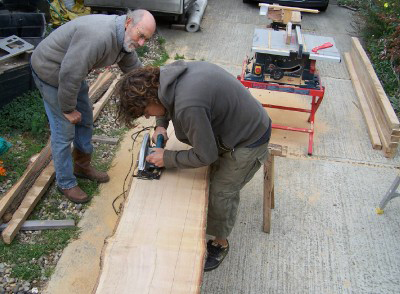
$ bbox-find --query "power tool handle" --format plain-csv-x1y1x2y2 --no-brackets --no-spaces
311,42,333,53
156,134,164,148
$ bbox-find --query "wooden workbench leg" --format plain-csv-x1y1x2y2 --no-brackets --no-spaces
263,154,275,233
271,157,275,209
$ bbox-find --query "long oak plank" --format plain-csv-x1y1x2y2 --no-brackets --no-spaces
95,133,208,294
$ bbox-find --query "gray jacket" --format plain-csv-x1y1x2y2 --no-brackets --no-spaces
156,61,271,169
31,14,141,113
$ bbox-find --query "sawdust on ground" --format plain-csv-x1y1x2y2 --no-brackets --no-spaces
250,88,330,155
43,118,153,294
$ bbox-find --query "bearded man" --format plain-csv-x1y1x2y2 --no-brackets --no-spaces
31,9,156,203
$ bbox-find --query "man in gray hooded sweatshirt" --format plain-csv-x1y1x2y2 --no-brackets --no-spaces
31,10,156,203
117,60,272,272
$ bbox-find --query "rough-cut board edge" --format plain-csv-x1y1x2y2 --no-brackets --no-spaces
344,52,382,150
93,75,120,121
351,37,399,129
2,162,55,244
0,142,51,220
94,129,208,294
0,219,75,231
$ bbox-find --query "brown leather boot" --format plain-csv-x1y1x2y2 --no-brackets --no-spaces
72,148,110,183
58,186,89,203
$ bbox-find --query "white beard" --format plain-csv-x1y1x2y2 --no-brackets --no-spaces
123,32,139,52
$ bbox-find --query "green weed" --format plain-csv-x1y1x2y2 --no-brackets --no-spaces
1,90,48,137
152,52,170,67
136,45,150,58
157,36,166,45
174,53,185,60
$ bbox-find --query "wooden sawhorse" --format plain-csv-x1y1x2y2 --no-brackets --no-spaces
264,144,287,233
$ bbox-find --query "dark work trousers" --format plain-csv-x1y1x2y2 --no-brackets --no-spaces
206,141,269,238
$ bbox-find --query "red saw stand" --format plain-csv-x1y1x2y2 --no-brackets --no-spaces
237,62,325,156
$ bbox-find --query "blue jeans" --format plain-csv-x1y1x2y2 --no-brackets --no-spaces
32,70,94,189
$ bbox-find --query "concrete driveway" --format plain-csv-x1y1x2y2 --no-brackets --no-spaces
158,1,400,293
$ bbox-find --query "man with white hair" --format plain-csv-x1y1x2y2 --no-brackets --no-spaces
31,9,156,203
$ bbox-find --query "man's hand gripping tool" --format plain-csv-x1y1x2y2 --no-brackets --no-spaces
136,133,165,180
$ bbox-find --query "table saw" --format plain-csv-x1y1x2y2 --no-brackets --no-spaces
238,21,341,155
244,26,341,87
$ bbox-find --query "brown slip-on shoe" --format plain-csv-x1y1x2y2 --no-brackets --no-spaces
58,186,89,204
72,148,110,183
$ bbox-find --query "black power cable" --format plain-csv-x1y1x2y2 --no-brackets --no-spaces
111,126,153,215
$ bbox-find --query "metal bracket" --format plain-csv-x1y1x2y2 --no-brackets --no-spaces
0,35,34,62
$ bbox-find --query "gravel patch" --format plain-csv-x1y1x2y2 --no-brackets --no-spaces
0,261,40,294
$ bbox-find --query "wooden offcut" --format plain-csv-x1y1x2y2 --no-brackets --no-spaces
93,76,120,121
261,3,318,25
95,132,208,294
346,37,400,157
0,142,52,220
2,162,55,244
89,70,116,103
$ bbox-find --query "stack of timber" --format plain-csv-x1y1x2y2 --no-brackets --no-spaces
0,70,120,244
88,70,116,103
95,130,208,294
345,37,400,158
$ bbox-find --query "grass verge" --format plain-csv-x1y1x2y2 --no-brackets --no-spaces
0,229,79,281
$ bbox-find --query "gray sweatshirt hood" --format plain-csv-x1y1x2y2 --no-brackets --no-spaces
158,60,188,113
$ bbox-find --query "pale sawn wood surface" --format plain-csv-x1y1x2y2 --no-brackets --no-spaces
95,132,208,294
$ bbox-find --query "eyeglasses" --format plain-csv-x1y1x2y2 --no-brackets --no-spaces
135,27,151,42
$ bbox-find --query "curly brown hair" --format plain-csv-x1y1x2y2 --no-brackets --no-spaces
116,66,161,128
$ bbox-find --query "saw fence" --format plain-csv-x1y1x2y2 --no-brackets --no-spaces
345,37,400,158
0,69,119,244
